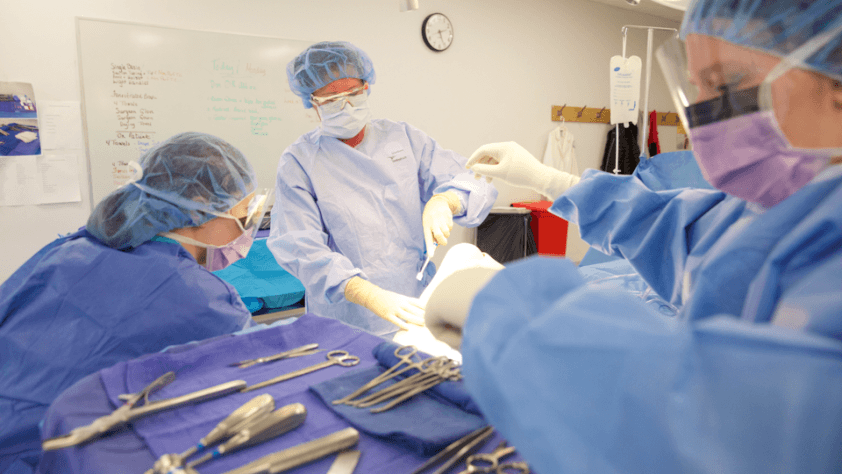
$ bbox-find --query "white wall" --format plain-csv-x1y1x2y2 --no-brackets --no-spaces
0,0,680,282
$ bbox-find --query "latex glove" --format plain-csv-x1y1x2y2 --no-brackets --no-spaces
422,191,462,254
344,276,425,331
467,141,580,200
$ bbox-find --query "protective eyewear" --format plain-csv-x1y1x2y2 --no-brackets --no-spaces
656,37,768,133
238,189,271,232
309,83,368,113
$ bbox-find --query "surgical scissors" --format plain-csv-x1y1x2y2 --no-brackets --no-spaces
229,343,322,369
457,442,529,474
241,350,360,393
43,372,247,451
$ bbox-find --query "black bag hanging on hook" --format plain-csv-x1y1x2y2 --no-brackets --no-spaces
600,122,641,175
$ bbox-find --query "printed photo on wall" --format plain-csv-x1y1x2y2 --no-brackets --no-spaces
0,82,40,156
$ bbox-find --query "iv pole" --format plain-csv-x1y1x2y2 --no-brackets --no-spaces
614,25,678,174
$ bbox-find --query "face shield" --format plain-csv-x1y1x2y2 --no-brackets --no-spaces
656,25,842,208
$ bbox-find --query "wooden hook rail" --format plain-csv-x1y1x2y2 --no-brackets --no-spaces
551,105,686,134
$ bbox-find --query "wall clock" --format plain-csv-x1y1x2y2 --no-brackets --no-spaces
422,13,453,52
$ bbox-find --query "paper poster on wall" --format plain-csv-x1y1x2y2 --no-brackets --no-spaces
37,154,82,204
40,101,85,150
0,156,38,206
0,82,41,157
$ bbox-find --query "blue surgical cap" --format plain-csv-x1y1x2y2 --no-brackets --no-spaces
681,0,842,80
87,132,257,250
286,41,376,109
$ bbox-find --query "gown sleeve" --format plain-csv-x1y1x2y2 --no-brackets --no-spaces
461,256,842,474
403,122,498,226
267,150,363,305
550,151,745,305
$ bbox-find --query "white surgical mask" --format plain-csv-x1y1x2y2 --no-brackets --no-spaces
317,93,371,139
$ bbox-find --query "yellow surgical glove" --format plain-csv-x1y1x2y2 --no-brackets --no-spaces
422,191,462,257
344,277,425,331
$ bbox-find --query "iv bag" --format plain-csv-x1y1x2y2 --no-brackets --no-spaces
610,55,642,125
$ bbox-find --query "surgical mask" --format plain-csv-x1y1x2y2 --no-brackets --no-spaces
657,34,842,208
684,88,836,208
313,90,371,139
162,191,269,271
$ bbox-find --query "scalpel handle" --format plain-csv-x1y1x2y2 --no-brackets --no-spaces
129,380,248,418
220,427,360,474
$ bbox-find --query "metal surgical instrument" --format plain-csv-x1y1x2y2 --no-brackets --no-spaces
335,349,461,413
241,350,361,393
230,343,322,369
43,372,247,451
146,394,275,474
409,426,494,474
183,403,307,470
220,427,360,474
325,449,361,474
457,442,529,474
332,345,422,405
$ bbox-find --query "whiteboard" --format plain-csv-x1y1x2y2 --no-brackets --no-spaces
76,18,320,206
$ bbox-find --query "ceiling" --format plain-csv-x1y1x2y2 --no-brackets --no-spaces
582,0,686,22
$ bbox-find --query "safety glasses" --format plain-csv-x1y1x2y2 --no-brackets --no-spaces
238,189,271,232
309,83,368,114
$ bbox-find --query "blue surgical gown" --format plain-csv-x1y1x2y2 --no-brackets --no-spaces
268,119,497,335
0,230,253,474
462,152,842,473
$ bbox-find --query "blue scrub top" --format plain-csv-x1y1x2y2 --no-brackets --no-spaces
462,152,842,473
0,230,253,473
268,118,497,335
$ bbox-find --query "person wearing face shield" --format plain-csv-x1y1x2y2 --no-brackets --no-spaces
0,132,265,473
268,41,497,336
420,1,842,472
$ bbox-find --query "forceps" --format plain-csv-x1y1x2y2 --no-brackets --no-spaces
43,372,247,450
241,350,361,393
229,343,322,369
457,442,530,474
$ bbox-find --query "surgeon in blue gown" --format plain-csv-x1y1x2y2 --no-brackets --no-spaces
425,1,842,472
268,41,497,336
0,132,261,474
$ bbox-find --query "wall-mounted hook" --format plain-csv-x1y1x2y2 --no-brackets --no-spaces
596,106,607,119
577,105,587,118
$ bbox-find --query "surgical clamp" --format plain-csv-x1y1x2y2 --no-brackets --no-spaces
230,343,322,369
43,372,247,451
409,425,494,474
241,350,360,393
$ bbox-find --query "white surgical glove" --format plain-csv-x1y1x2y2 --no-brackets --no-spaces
467,141,580,200
344,276,425,331
422,191,462,254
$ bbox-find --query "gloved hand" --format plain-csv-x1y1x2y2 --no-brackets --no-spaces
422,191,462,255
344,276,425,331
467,141,580,200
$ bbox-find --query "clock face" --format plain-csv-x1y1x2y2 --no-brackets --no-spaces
422,13,453,52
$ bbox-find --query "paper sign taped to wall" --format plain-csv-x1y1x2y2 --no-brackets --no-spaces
609,56,642,125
